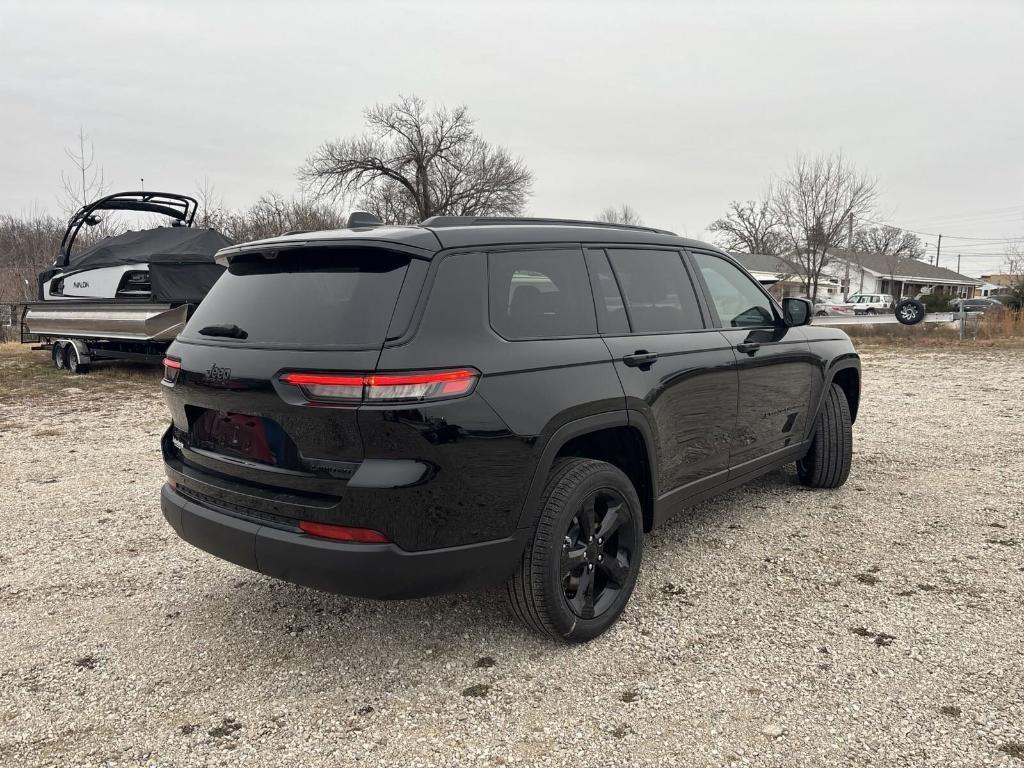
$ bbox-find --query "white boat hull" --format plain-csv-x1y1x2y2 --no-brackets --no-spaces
42,263,149,301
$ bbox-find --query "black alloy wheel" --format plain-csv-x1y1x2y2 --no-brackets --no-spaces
507,458,644,643
560,488,636,620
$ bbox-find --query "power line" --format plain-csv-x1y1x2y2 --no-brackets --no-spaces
864,217,1023,241
900,210,1024,227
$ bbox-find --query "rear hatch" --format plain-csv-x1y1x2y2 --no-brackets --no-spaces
162,245,420,506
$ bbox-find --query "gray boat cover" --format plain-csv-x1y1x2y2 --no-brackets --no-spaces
149,262,227,304
70,227,232,270
69,226,232,303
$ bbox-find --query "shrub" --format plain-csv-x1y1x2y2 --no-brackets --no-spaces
918,292,952,312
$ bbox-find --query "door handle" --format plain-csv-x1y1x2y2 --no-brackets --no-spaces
735,342,761,355
623,350,659,368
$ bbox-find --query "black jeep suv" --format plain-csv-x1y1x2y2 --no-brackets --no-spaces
160,216,859,642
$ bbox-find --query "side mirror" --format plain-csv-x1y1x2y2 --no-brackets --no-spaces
782,297,813,327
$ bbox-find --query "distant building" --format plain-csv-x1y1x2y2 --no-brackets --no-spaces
825,250,982,299
729,253,846,300
977,274,1017,297
731,250,981,300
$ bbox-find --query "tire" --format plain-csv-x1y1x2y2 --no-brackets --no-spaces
815,310,828,317
52,342,66,370
507,458,644,643
895,298,925,325
797,383,852,489
866,307,877,316
64,344,88,374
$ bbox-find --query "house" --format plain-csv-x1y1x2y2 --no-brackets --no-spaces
730,253,846,300
731,250,981,301
977,274,1018,298
825,250,982,299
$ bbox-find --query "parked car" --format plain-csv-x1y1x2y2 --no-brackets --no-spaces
159,216,861,642
950,297,1004,314
846,293,895,315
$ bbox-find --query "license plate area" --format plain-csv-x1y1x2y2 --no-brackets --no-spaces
189,409,297,468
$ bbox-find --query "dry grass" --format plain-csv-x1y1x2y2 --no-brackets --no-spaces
841,311,1024,349
0,342,161,401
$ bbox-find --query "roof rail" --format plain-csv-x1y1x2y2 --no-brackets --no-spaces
419,216,676,236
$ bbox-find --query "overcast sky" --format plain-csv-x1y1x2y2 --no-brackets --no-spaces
2,0,1021,275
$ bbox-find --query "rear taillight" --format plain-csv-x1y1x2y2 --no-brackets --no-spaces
163,357,181,384
280,373,363,401
298,520,391,543
280,369,478,404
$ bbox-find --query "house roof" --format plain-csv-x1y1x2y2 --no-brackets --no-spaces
829,249,981,284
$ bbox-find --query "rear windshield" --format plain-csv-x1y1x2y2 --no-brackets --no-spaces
180,247,410,348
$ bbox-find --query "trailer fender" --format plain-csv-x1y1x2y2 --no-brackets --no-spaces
62,339,92,374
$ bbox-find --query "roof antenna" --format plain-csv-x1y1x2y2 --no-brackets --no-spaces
140,177,145,192
346,211,383,228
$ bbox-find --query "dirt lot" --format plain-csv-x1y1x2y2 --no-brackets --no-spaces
1,342,1022,767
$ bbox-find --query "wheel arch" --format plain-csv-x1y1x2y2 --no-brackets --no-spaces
517,412,657,533
824,359,860,425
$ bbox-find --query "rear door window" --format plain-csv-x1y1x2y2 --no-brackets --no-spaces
180,247,411,348
487,248,597,339
605,248,704,333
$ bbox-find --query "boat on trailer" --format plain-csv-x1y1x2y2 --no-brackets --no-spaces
22,191,232,372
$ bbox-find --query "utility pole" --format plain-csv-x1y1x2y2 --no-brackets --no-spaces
845,213,854,298
957,254,961,274
935,233,943,268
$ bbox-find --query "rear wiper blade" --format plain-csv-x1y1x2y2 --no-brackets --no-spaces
198,323,248,340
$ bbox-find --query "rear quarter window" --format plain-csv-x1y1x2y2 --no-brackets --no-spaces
487,248,597,339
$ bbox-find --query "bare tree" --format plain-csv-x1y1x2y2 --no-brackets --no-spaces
60,127,107,215
0,211,65,303
1001,241,1024,310
194,176,226,230
708,198,784,255
852,224,925,297
220,193,347,242
299,95,533,224
596,204,643,226
771,153,878,300
853,224,924,261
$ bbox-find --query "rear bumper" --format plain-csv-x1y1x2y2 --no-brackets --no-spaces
161,483,528,599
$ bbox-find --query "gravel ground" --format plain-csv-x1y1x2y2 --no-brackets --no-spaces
1,343,1022,767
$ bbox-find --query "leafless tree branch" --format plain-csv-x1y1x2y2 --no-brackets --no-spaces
298,95,533,224
770,152,878,298
708,198,785,256
596,204,643,226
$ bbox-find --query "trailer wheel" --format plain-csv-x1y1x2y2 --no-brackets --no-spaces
52,342,66,370
64,344,89,374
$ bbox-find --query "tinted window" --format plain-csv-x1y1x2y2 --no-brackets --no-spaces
488,248,597,339
606,249,703,333
692,252,776,328
584,249,630,334
181,248,410,348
